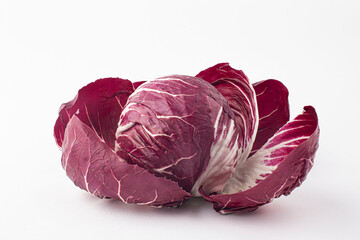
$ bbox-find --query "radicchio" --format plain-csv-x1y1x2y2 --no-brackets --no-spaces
54,63,319,214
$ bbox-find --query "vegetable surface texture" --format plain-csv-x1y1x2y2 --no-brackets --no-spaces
54,63,319,214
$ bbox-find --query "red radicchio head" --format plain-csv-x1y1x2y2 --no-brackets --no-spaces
54,63,319,213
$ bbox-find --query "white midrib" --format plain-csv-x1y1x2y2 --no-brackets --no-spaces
190,107,239,196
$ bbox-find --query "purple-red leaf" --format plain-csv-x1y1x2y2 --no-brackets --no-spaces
250,79,290,156
196,63,259,165
201,106,319,214
54,78,135,150
62,115,191,207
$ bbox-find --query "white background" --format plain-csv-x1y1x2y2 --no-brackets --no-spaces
1,0,360,239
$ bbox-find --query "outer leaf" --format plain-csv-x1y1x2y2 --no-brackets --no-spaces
62,115,191,207
54,78,135,150
250,79,290,156
200,106,319,214
196,63,259,193
196,64,258,156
